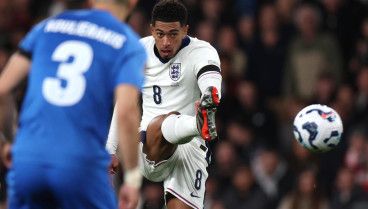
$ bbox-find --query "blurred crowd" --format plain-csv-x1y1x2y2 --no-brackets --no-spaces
1,0,368,209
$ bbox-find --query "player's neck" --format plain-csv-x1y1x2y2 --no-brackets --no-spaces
93,3,129,21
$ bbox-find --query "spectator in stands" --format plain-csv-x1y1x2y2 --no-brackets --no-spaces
332,84,357,127
219,81,279,148
344,129,368,175
222,164,268,209
0,132,10,209
236,14,255,54
200,0,223,24
217,25,247,78
355,67,368,122
127,9,150,37
204,176,220,209
330,166,368,209
356,141,368,193
312,72,337,106
225,119,262,164
208,141,239,195
320,0,366,70
246,3,289,100
139,182,164,209
283,3,343,102
252,149,293,209
209,200,226,209
277,167,330,209
195,20,217,46
348,17,368,83
274,0,296,40
287,140,320,181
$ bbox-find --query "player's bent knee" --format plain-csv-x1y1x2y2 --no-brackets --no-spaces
143,113,179,162
165,111,180,118
146,111,180,143
145,115,166,145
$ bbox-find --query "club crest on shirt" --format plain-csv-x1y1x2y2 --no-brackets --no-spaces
169,63,181,81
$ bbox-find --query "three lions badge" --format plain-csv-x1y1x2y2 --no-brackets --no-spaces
169,63,181,81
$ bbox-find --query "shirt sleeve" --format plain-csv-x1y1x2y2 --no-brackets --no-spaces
190,43,222,97
19,20,47,55
105,104,118,154
190,44,221,76
198,71,222,99
111,41,147,91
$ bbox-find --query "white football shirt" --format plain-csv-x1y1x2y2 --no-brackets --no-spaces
105,36,221,154
140,36,221,131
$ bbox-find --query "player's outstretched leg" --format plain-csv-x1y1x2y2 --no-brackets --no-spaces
196,86,220,141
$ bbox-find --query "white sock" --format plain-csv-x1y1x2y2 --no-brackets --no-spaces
161,114,199,144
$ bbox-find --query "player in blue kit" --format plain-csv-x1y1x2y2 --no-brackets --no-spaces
0,0,145,208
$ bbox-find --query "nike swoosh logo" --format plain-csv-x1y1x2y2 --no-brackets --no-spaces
322,113,334,119
190,192,200,198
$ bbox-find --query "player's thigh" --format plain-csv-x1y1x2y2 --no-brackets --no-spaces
143,112,180,163
139,141,176,182
166,193,193,209
49,165,117,209
164,138,209,209
7,162,58,209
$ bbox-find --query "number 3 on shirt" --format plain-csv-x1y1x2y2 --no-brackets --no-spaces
43,40,93,106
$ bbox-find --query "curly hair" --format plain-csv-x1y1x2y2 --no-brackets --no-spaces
151,0,187,27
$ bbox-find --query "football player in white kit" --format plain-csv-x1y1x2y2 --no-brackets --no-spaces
106,0,222,208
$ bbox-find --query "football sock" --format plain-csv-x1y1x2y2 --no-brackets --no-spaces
161,114,199,144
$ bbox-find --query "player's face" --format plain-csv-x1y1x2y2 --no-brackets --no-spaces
151,21,188,59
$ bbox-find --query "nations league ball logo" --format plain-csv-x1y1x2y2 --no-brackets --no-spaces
169,63,181,81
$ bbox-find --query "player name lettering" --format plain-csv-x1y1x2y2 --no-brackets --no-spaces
45,19,126,49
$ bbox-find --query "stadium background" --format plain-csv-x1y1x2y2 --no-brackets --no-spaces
1,0,368,208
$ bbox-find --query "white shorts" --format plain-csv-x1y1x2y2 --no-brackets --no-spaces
139,137,210,209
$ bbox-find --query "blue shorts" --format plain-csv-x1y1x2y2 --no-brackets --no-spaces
7,161,117,209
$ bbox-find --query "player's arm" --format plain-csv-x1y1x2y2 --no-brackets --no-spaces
191,45,222,97
0,52,30,167
115,84,142,209
0,19,44,96
115,84,141,172
0,52,30,136
197,65,222,98
0,52,30,96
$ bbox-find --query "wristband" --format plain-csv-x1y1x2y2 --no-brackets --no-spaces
124,166,142,189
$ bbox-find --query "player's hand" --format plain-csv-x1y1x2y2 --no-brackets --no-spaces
195,101,200,115
118,183,140,209
1,142,11,168
109,154,119,174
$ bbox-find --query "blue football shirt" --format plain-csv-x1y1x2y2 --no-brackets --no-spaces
12,9,146,168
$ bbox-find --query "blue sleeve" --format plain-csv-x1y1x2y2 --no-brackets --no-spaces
19,20,47,54
112,42,147,91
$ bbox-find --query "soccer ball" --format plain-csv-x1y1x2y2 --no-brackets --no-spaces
293,104,343,153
